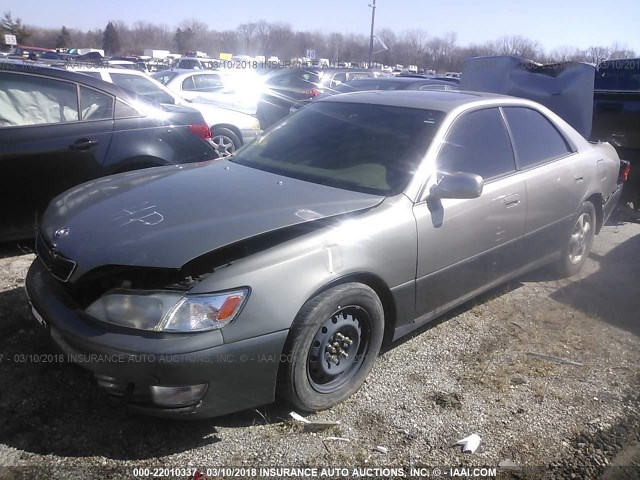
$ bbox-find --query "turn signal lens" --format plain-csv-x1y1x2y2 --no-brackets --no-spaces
217,295,243,320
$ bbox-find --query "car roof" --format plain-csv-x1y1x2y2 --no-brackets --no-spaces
73,67,147,75
0,59,141,102
161,69,221,77
347,77,453,84
319,89,513,113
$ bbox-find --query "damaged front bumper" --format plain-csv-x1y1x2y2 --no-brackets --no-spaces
24,259,288,419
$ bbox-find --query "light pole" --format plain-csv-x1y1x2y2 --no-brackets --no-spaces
368,0,376,68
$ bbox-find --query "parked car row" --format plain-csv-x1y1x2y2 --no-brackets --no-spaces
73,68,261,156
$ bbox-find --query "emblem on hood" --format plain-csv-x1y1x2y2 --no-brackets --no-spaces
53,227,70,239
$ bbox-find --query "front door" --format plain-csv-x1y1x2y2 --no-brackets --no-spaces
413,107,527,319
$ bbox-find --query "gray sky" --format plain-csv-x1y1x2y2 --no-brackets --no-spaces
9,0,640,52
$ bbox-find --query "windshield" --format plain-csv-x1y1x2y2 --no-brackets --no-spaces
232,101,444,196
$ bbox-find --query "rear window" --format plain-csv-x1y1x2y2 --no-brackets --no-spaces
232,101,445,195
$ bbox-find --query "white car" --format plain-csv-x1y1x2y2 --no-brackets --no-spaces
75,68,261,157
151,69,262,116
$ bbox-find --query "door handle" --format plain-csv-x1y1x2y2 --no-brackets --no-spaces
504,194,521,208
574,174,584,183
69,139,99,151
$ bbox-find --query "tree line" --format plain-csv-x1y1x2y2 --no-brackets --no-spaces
2,12,636,71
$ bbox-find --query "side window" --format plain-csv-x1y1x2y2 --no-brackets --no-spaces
114,100,140,119
0,72,79,127
502,107,572,168
193,74,223,92
79,87,114,121
182,76,196,91
437,108,516,180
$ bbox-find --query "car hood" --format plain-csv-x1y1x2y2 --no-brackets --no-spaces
40,160,384,280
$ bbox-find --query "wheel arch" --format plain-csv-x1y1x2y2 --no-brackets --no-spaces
210,123,243,146
584,192,604,233
302,272,398,347
112,155,170,174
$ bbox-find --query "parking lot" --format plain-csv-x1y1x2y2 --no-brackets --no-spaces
0,207,638,479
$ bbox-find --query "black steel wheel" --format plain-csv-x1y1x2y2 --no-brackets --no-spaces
278,283,384,412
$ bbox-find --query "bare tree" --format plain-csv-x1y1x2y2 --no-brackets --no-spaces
489,35,542,60
584,46,610,65
608,42,636,60
547,45,584,63
237,23,257,54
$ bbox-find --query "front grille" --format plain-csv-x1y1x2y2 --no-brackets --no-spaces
36,233,77,282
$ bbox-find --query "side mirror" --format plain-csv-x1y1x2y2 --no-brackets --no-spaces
430,171,483,200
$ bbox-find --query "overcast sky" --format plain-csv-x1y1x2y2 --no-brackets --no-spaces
9,0,640,52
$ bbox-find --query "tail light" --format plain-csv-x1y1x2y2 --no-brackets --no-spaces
188,123,212,141
305,88,321,98
619,160,631,184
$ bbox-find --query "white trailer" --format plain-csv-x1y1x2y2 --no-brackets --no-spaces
143,49,171,60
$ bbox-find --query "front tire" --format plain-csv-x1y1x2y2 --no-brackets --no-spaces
278,283,384,412
555,201,596,277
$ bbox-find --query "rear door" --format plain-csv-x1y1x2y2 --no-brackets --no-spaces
501,107,582,262
413,107,527,318
0,71,114,240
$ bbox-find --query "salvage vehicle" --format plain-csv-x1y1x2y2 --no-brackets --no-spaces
590,58,640,209
74,68,261,157
0,61,217,242
25,90,624,418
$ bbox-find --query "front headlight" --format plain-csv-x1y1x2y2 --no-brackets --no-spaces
86,288,249,332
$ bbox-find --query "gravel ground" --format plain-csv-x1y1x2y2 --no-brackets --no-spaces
0,209,638,480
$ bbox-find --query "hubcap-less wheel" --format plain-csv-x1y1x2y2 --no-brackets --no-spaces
211,135,236,158
278,283,384,411
307,306,370,394
568,212,592,264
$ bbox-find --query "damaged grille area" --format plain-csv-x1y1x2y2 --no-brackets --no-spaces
36,233,77,282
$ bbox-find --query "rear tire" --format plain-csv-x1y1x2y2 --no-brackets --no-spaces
555,201,596,277
278,283,384,412
211,127,241,158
